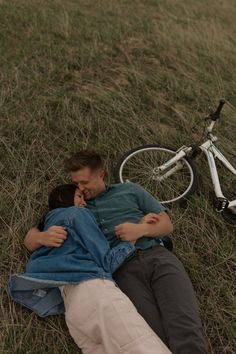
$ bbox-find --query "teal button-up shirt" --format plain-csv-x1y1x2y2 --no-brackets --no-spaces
86,182,168,250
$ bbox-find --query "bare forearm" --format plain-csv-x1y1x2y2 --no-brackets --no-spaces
24,227,43,252
115,212,173,242
137,211,173,238
140,217,173,237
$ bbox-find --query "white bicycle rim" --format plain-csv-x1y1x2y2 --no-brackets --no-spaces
118,146,195,204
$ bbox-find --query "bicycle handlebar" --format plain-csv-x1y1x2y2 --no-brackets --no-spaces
209,99,225,121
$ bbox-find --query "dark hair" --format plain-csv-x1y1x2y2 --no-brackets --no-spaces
48,184,77,210
64,150,103,172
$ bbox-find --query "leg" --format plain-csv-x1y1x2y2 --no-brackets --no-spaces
61,283,101,354
146,247,208,354
113,254,168,344
62,279,171,354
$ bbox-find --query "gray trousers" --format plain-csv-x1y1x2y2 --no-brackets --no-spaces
113,246,208,354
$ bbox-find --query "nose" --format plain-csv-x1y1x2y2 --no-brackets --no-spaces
79,185,85,192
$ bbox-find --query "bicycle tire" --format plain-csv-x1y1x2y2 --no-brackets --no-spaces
114,144,198,205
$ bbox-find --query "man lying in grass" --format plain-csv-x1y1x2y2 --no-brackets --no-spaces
9,184,171,354
24,150,208,354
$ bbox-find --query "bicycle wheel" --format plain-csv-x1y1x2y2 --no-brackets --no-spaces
114,145,198,205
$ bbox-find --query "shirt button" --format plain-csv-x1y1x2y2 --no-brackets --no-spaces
104,228,108,232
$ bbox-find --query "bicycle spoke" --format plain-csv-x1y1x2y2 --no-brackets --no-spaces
117,146,196,204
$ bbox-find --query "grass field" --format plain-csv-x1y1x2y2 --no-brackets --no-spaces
1,0,236,353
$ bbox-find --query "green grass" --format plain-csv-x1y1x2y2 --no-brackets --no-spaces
1,0,236,353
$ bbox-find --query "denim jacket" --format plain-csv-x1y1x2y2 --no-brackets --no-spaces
8,207,135,317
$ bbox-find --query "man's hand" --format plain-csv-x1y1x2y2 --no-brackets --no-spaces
115,223,146,242
39,226,67,247
114,212,173,243
139,213,160,224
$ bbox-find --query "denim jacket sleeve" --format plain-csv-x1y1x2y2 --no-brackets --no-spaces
69,207,135,273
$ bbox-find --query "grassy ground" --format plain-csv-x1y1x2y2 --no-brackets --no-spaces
1,0,236,353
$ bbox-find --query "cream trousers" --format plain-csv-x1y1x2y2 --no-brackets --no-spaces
61,279,172,354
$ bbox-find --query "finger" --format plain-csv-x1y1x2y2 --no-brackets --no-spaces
53,243,63,248
46,237,66,247
115,227,123,235
50,226,67,234
55,238,65,243
49,231,67,238
48,233,67,240
56,230,67,236
146,216,158,222
54,233,67,240
51,230,67,237
146,213,158,219
50,226,66,231
53,239,65,246
152,214,159,219
149,217,158,222
116,232,123,238
117,229,125,236
115,223,126,230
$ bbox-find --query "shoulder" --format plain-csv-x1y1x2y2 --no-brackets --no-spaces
45,207,81,223
45,207,93,226
106,182,148,199
105,183,149,202
108,182,141,192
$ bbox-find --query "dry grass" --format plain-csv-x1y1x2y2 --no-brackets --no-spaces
1,0,236,353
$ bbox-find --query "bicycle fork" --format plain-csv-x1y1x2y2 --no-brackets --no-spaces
153,146,192,181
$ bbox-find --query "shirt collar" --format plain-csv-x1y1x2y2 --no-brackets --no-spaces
96,184,111,198
87,184,111,202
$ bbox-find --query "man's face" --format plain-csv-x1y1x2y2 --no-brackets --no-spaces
71,167,105,200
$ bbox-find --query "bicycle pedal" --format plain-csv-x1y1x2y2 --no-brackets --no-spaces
213,197,229,212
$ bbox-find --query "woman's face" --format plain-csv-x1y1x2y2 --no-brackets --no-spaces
74,189,87,207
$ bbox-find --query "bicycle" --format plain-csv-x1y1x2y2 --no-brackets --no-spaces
114,100,236,225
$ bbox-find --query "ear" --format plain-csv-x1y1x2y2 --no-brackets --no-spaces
98,169,105,179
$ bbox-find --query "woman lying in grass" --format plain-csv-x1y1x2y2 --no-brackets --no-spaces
9,184,171,354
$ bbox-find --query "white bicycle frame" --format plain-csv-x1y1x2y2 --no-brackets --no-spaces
157,120,236,211
200,140,236,209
